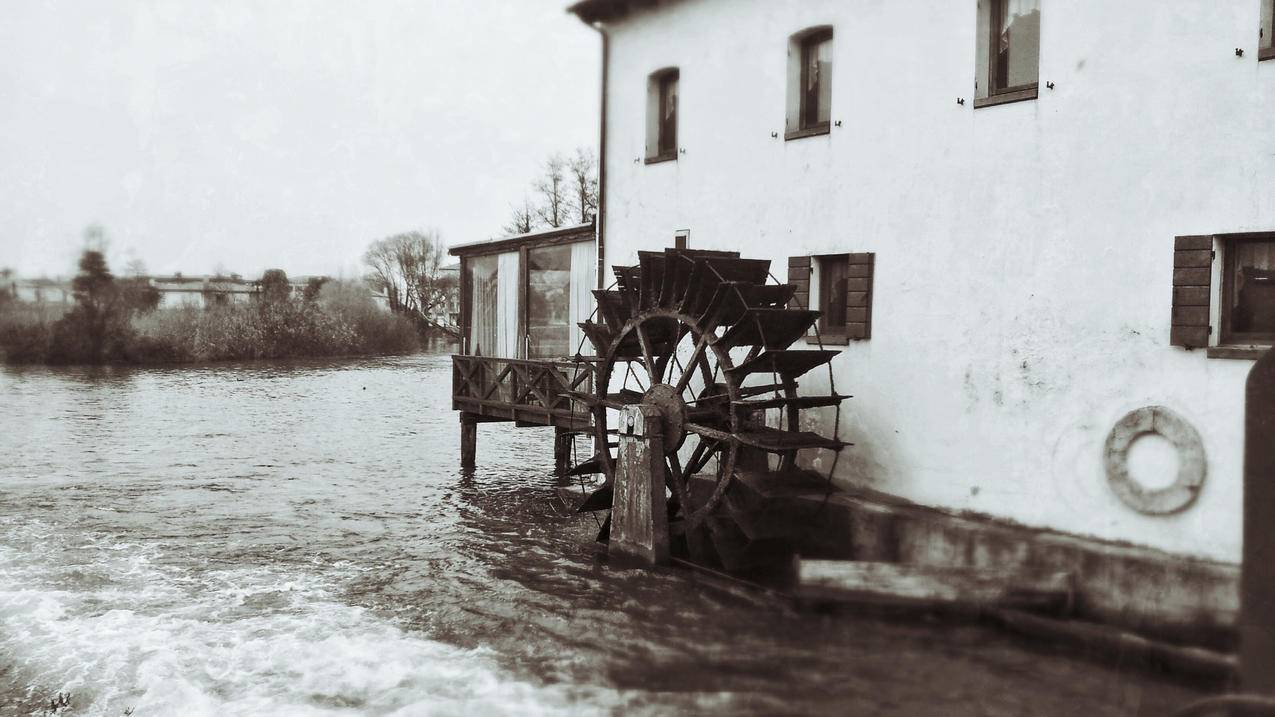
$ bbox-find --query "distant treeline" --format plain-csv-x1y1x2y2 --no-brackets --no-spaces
0,251,419,365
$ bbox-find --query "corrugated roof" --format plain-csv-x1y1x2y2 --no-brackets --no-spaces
449,222,595,257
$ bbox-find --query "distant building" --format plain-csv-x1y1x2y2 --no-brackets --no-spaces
9,278,72,305
150,275,256,309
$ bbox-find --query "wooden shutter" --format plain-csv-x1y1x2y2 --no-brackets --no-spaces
846,252,874,340
788,255,811,310
1170,235,1212,348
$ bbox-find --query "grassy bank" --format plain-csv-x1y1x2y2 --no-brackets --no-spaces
0,281,419,365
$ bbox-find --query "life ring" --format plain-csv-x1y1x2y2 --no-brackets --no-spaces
1103,406,1206,515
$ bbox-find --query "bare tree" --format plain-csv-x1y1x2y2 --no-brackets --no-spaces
124,258,148,278
362,230,454,321
502,196,536,237
364,239,403,313
534,153,568,229
567,147,598,224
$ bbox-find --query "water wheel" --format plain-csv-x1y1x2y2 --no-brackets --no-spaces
566,248,850,572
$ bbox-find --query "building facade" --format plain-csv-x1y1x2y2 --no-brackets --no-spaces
571,0,1275,565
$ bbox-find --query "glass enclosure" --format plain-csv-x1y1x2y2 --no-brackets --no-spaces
527,244,573,359
468,255,499,356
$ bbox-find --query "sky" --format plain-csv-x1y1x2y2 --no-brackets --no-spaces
0,0,600,279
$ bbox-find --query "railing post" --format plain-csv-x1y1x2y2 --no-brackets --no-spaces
1242,348,1275,695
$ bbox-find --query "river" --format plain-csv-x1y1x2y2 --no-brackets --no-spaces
0,353,1204,715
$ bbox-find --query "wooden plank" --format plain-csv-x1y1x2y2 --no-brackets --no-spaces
1170,326,1209,347
847,264,873,278
788,255,811,268
1173,286,1211,307
1175,235,1213,251
1174,249,1213,268
796,559,1074,612
846,322,869,339
1172,306,1209,326
1173,268,1211,286
846,291,870,307
847,252,874,264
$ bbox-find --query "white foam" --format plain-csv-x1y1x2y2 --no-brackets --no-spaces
0,520,628,716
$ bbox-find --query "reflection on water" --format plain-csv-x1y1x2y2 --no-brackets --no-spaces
0,354,1201,715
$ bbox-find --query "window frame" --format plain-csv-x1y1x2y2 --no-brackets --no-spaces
1220,235,1275,348
1261,0,1275,61
645,68,679,164
785,26,834,141
974,0,1040,109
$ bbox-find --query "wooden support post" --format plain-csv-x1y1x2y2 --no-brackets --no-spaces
460,413,477,471
554,427,572,477
610,404,669,565
1242,349,1275,696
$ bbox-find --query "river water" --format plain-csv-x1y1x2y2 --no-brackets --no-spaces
0,353,1204,715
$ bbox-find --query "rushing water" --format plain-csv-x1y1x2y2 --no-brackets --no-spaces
0,353,1204,716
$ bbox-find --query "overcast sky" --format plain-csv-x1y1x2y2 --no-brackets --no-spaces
0,1,600,279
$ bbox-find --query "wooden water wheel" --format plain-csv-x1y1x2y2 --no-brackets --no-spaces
565,248,850,570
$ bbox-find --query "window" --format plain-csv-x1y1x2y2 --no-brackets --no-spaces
818,254,849,333
1223,239,1275,345
1262,0,1275,60
800,31,832,131
1171,234,1275,358
785,27,833,140
674,229,689,250
788,253,874,341
645,68,678,163
975,0,1040,107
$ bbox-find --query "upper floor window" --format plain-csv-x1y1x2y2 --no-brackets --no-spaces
975,0,1040,107
645,68,678,163
1261,0,1275,60
786,27,833,140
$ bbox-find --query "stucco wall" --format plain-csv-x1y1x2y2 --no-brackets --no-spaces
598,0,1275,563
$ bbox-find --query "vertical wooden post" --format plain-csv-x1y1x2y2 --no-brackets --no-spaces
460,413,477,471
610,404,669,565
1242,348,1275,695
554,427,572,477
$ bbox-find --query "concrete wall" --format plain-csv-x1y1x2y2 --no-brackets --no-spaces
599,0,1275,563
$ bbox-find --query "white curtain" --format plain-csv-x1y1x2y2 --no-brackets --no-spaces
497,250,520,357
568,240,597,356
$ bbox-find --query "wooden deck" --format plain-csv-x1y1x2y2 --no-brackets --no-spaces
451,354,594,431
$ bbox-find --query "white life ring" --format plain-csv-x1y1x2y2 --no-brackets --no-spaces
1103,406,1206,515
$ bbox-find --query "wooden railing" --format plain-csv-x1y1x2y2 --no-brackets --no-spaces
451,355,593,430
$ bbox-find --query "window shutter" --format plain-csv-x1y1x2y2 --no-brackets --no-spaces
787,255,811,310
1170,235,1212,348
846,252,874,340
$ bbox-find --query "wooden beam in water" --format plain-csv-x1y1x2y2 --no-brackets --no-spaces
459,413,478,471
794,558,1074,613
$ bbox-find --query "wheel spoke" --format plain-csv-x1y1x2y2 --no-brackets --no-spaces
685,421,734,443
636,322,659,386
675,334,710,394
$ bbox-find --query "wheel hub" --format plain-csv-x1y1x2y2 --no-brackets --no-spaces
641,383,687,453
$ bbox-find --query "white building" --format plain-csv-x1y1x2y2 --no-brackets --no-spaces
568,0,1275,569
